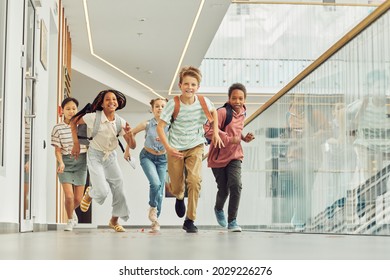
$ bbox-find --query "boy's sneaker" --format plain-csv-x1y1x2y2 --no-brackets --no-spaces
148,207,158,222
64,219,73,231
182,219,198,233
175,198,186,218
214,208,227,227
150,221,160,232
72,211,78,226
228,219,242,232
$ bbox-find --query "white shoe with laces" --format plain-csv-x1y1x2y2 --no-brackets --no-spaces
64,219,73,231
72,211,78,226
148,207,158,222
150,221,160,232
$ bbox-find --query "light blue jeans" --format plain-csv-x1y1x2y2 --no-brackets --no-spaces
87,147,130,221
139,148,167,217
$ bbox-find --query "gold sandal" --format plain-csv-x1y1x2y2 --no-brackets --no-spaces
109,221,126,232
80,187,91,212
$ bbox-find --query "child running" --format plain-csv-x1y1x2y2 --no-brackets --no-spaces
51,97,87,231
157,66,223,233
124,97,168,232
70,89,136,232
205,83,255,232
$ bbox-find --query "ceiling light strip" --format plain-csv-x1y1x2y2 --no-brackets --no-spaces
168,0,205,95
83,0,164,98
83,0,94,54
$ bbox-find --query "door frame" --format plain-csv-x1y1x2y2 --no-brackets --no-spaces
19,0,37,232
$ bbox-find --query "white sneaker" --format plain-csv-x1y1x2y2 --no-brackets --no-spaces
151,221,160,232
148,207,157,222
64,219,73,231
72,211,78,226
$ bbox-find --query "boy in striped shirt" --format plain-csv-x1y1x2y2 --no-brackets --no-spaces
157,66,223,233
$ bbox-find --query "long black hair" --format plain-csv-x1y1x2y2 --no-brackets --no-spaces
71,89,126,123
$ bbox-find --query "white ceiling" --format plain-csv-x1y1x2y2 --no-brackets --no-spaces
62,0,232,113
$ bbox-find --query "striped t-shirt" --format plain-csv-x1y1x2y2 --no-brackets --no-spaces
160,95,215,151
51,122,88,155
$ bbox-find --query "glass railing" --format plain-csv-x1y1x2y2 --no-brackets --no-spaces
242,1,390,235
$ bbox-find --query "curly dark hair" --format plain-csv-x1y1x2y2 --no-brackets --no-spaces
228,83,247,98
71,89,126,123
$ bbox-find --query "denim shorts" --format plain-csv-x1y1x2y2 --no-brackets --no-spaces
58,153,87,185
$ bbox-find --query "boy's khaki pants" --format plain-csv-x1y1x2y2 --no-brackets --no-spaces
167,144,204,221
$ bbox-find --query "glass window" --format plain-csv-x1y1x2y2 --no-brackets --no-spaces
0,0,7,166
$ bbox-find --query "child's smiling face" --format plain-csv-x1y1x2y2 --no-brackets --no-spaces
179,76,199,99
229,89,246,113
102,91,118,113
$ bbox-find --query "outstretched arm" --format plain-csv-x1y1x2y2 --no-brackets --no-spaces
157,119,183,158
70,116,85,160
123,121,147,160
123,122,136,149
210,109,224,148
242,132,255,143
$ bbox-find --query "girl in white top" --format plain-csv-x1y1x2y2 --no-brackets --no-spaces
70,90,136,232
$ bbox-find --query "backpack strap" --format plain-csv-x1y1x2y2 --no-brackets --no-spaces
91,111,123,139
114,114,122,137
197,94,213,123
91,110,102,139
114,114,125,153
171,94,213,124
171,95,181,123
221,103,233,131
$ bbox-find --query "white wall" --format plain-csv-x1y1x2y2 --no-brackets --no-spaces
35,2,59,225
45,8,59,225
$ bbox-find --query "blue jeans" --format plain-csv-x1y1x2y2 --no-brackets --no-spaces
139,148,167,217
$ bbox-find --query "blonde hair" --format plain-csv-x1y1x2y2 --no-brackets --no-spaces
179,66,202,85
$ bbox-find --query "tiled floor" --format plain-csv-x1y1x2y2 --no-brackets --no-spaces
1,227,389,260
